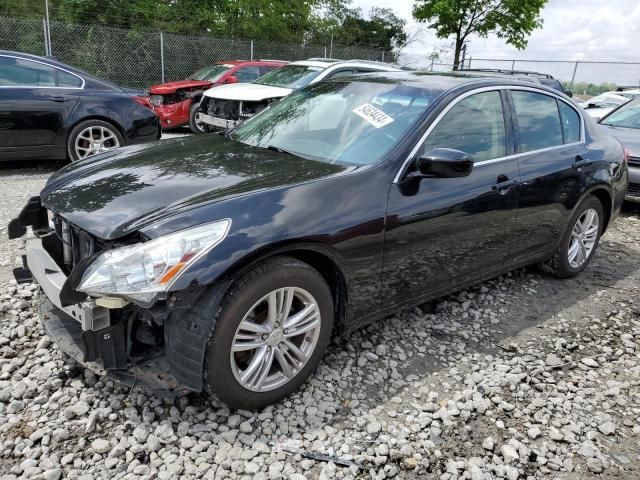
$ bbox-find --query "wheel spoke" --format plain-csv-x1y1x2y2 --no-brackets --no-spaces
281,339,308,363
274,346,294,378
284,303,320,337
241,346,274,390
568,240,580,263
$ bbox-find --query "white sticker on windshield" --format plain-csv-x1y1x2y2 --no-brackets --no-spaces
352,103,394,128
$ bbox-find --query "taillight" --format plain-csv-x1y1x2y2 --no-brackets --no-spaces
132,95,154,110
624,148,630,163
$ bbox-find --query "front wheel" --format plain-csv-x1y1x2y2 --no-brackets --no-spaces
540,195,604,278
189,103,210,134
204,256,334,409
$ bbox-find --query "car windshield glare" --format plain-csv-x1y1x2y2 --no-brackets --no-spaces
254,65,323,89
230,81,436,166
601,100,640,129
191,65,232,82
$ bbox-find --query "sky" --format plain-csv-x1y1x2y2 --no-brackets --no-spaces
352,0,640,78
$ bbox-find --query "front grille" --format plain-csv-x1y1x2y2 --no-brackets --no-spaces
627,183,640,198
205,98,240,121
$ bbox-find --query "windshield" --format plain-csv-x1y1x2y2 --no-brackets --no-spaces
601,100,640,129
230,81,437,165
190,64,232,82
254,65,323,89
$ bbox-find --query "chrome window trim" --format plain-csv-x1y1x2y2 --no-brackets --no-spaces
394,85,586,183
0,54,86,90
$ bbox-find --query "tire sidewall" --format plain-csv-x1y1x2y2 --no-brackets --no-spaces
189,103,207,134
67,119,124,161
205,260,334,409
557,196,604,275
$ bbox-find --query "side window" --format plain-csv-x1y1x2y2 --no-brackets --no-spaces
558,101,581,144
234,66,261,82
511,91,563,153
326,69,354,79
0,56,81,87
422,91,506,162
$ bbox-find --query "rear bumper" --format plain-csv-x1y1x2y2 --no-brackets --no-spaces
154,99,192,129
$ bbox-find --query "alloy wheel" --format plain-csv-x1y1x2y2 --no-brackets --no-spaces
230,287,321,392
568,208,599,268
74,126,120,160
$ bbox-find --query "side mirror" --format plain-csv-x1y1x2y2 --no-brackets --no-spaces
415,148,474,178
225,76,239,84
566,91,573,98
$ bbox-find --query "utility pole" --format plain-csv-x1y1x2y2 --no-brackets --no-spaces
44,0,52,55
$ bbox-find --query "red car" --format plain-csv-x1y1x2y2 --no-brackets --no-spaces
148,60,286,133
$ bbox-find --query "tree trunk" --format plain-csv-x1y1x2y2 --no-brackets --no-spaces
453,36,463,70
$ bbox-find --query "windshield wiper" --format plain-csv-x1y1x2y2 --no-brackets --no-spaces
267,145,295,156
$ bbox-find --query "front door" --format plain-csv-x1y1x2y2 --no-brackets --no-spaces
382,89,520,306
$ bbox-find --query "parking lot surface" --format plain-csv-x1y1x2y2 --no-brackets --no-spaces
1,162,640,479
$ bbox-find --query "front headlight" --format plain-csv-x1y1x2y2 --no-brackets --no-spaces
78,219,231,302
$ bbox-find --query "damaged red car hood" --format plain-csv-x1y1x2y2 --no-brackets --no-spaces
149,79,213,95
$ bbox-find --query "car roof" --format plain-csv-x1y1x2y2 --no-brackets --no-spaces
328,70,574,98
214,60,287,66
289,58,401,71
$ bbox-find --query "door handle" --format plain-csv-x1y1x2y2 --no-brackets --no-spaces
492,178,518,194
51,96,67,102
572,155,592,169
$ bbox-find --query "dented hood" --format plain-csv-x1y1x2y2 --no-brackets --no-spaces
202,82,292,102
149,79,213,95
40,135,345,240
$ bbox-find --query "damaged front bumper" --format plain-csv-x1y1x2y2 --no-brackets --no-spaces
27,235,187,391
199,113,240,130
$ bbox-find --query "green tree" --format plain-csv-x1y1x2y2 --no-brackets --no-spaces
412,0,547,69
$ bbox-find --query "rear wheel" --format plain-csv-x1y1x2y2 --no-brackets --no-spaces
67,119,124,161
204,256,334,409
540,195,604,278
189,103,210,134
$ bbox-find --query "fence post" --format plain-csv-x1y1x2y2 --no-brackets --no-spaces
511,59,516,71
467,57,472,69
44,0,52,55
570,61,579,88
250,40,254,61
381,51,385,62
159,31,165,83
42,18,49,56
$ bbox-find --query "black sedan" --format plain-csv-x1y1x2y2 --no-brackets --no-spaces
0,50,160,161
10,72,627,409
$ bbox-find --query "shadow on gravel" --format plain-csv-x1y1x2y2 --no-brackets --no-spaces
0,159,65,174
328,212,640,413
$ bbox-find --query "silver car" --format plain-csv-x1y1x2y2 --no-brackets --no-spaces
598,99,640,201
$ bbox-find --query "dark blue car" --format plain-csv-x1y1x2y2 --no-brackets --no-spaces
0,50,160,161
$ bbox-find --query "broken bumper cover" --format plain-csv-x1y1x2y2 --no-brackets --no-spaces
199,113,240,129
25,235,188,392
40,295,186,391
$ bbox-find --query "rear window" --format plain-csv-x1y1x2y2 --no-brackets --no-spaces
511,90,563,153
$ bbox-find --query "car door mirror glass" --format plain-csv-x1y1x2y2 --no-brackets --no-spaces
416,148,474,178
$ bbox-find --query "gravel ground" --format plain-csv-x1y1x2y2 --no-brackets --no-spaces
1,162,640,480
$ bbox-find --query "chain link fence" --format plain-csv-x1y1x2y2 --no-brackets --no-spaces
0,15,391,88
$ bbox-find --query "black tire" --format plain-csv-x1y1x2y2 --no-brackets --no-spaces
204,256,334,409
540,195,604,278
188,102,209,134
67,119,124,161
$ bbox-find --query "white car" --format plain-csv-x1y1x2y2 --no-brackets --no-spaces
197,59,403,131
580,90,640,120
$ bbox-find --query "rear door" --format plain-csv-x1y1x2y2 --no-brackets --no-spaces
0,54,81,155
506,88,588,263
